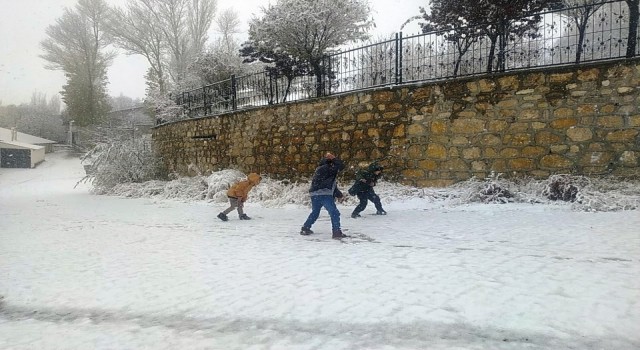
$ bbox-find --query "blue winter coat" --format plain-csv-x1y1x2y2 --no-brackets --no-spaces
309,158,345,198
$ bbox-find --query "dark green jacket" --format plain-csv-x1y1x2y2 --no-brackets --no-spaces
348,163,383,195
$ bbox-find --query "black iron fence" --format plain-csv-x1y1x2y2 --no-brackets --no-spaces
176,0,639,118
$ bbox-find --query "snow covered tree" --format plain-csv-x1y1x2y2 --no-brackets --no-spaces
40,0,115,126
421,0,552,73
107,1,169,95
192,8,245,85
108,0,217,94
246,0,373,97
418,0,484,76
548,0,609,63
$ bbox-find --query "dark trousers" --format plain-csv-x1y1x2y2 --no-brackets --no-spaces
353,190,383,214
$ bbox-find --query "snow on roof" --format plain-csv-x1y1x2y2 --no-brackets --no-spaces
0,127,56,144
0,140,45,150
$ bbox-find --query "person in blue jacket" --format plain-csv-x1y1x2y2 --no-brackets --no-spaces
348,162,386,218
300,152,347,239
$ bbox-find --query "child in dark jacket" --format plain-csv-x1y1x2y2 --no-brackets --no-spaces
218,173,261,221
300,153,347,239
348,162,386,218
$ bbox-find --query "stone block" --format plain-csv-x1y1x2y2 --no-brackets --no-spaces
581,152,613,166
549,72,574,83
597,116,624,128
617,87,635,95
620,151,639,167
418,159,438,171
606,129,639,142
553,108,575,118
566,127,593,142
497,99,518,109
521,146,547,157
443,159,469,171
540,154,573,168
451,119,485,134
509,158,534,170
393,124,406,137
407,123,426,136
484,148,499,158
471,161,487,171
507,133,532,146
577,104,597,116
550,117,578,129
426,143,448,159
384,111,402,119
500,148,519,158
577,68,599,81
462,147,482,159
488,120,508,132
407,144,424,158
402,169,426,179
498,75,519,90
479,79,496,92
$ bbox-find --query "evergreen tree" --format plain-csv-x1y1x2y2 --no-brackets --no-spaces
40,0,114,126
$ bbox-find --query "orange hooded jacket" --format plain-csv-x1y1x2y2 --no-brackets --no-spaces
226,173,261,202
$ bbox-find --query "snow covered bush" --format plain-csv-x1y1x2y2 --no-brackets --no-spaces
78,139,169,194
453,174,515,204
91,166,639,212
542,174,582,202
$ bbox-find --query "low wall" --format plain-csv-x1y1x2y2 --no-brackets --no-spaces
153,59,640,186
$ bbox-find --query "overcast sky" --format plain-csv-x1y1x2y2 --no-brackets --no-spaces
0,0,425,106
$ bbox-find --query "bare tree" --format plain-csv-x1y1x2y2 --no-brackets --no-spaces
108,1,168,94
108,0,217,93
139,0,217,87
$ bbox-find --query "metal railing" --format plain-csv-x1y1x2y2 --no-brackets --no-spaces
175,0,639,118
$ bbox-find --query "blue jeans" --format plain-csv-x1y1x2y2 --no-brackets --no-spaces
303,195,341,231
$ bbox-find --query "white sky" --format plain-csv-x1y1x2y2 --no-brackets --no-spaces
0,0,424,106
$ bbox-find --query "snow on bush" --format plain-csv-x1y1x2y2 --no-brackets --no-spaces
449,173,638,211
99,169,639,212
77,140,169,194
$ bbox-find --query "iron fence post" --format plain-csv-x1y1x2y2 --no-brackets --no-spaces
202,86,208,116
269,73,274,104
231,75,237,110
326,55,332,96
398,32,403,85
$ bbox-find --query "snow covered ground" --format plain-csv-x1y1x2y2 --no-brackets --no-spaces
1,150,639,350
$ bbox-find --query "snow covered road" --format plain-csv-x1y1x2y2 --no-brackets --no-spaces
1,151,639,349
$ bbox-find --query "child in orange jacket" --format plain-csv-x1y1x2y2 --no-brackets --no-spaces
218,173,262,221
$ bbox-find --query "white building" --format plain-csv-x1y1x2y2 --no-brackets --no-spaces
0,140,45,168
0,127,57,153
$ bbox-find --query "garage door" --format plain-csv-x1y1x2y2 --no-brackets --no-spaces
0,148,31,168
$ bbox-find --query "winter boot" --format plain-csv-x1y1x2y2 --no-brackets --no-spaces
351,212,361,218
332,229,348,239
239,214,251,220
300,226,314,235
376,210,387,215
217,213,228,221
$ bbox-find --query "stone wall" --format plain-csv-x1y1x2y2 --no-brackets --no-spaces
153,59,640,186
